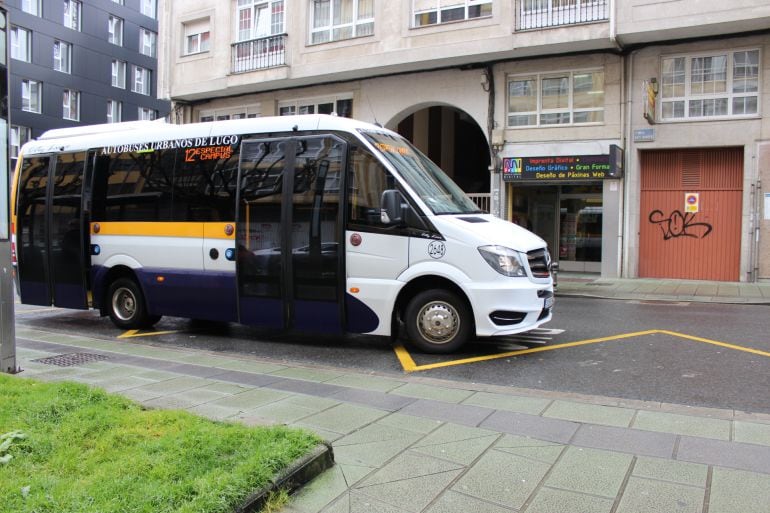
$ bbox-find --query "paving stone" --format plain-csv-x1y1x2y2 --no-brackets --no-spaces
271,367,346,382
338,463,376,488
244,399,318,424
391,383,475,403
526,487,613,513
543,400,635,427
333,437,418,468
354,468,463,513
213,369,284,387
359,452,464,487
452,450,550,509
461,391,551,415
291,423,346,443
493,435,564,464
733,420,770,447
331,387,416,411
632,456,708,488
210,358,287,374
131,376,211,395
633,410,731,440
287,465,349,513
375,413,444,435
400,399,493,427
269,378,348,397
708,467,770,513
164,362,228,378
412,434,499,465
208,387,289,410
325,374,404,393
424,490,514,513
480,410,579,444
545,446,633,498
186,402,243,421
571,424,677,458
334,423,423,447
118,387,165,403
677,436,770,474
300,403,388,434
96,375,157,392
319,491,411,513
615,477,704,513
413,422,498,447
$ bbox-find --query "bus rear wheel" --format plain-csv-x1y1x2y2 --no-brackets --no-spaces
107,278,160,330
404,289,471,354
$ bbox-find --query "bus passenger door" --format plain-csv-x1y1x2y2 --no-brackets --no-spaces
236,137,345,333
16,153,90,308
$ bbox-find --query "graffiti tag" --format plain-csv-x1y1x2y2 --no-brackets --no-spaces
648,210,712,240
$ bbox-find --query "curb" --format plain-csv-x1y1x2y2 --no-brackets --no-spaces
555,290,770,305
235,442,335,513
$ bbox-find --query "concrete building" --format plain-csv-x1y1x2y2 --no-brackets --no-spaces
158,0,770,282
7,0,170,167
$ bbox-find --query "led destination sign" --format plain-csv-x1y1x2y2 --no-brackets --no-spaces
503,146,623,182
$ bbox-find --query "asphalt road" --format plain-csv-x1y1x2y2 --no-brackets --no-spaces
14,296,770,414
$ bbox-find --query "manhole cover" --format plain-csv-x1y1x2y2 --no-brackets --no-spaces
32,353,110,367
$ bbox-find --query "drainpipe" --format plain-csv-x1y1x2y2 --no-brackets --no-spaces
484,64,503,219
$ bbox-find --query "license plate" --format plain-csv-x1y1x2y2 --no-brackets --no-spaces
544,296,555,309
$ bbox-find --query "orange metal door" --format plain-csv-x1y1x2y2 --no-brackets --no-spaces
639,148,743,281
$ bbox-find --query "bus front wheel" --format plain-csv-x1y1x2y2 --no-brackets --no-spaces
107,278,160,330
404,289,471,354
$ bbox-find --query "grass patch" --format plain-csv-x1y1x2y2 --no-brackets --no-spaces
0,374,321,513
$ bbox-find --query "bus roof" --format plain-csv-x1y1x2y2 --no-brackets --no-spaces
21,115,392,156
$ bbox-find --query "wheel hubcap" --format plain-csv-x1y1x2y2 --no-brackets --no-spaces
112,287,136,322
416,302,459,344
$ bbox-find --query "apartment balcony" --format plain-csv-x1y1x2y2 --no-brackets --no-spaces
231,34,287,74
516,0,609,31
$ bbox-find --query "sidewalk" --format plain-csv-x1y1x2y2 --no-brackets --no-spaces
10,323,770,513
556,273,770,304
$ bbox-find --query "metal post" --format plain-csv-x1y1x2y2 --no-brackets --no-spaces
0,6,17,374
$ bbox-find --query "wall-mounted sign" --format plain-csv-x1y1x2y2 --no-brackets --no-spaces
685,192,700,213
643,80,657,125
503,146,623,182
634,128,655,142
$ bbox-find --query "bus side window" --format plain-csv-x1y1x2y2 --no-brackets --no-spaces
174,148,239,222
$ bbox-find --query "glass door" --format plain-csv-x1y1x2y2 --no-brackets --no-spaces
558,185,602,272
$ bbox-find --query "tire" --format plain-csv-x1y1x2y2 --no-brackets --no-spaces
404,289,472,354
107,278,159,330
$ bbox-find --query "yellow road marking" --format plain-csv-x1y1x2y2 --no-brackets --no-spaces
119,329,179,339
395,329,770,372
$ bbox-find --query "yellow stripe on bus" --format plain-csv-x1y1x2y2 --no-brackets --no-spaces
92,222,235,239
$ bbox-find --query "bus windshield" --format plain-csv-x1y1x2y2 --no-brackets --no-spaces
363,131,482,215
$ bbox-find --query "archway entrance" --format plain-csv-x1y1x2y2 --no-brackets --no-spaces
394,106,490,207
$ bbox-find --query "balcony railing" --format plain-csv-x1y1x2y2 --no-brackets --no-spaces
516,0,609,30
231,34,287,74
467,193,491,213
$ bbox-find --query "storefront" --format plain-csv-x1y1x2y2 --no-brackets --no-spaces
502,147,623,274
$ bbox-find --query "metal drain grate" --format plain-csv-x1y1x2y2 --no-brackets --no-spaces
32,353,110,367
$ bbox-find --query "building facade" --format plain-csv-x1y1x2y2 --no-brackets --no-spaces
7,0,170,166
159,0,770,282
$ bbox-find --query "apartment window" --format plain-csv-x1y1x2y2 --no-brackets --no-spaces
138,107,156,120
107,100,122,123
507,70,604,127
310,0,374,44
112,0,124,4
10,126,32,159
21,0,40,16
278,97,352,117
236,0,284,42
132,66,151,95
63,0,82,31
518,0,609,30
198,105,260,121
21,79,41,113
53,40,72,73
108,15,123,46
140,28,157,57
10,27,31,62
63,89,80,121
141,0,157,18
111,59,126,88
661,49,760,120
184,19,210,55
413,0,492,27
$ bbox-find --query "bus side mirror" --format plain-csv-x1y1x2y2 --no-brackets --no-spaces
380,189,406,226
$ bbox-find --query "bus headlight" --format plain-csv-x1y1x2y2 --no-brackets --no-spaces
478,246,527,277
